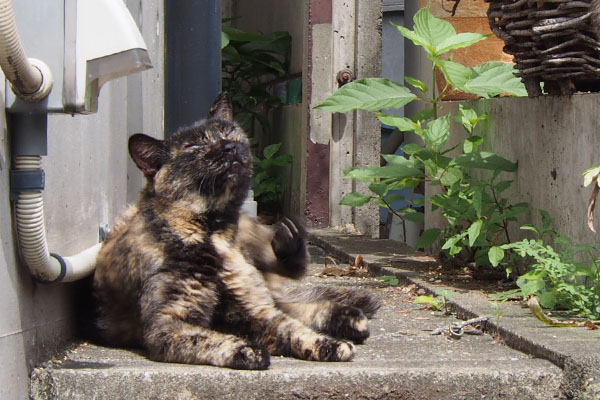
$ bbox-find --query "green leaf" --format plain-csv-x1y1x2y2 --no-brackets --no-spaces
416,228,442,248
402,143,426,155
383,154,415,167
369,183,390,197
436,32,489,55
539,209,552,231
499,202,528,221
464,136,483,153
270,154,293,167
377,114,419,131
440,167,463,187
406,5,456,56
263,143,281,159
517,278,546,297
465,62,527,98
405,76,428,93
520,224,541,236
438,59,472,90
221,31,230,49
221,25,269,42
414,295,442,310
423,115,451,152
398,208,425,223
315,78,417,113
468,219,483,247
455,105,478,131
383,193,407,204
340,192,371,207
494,180,513,194
489,246,505,267
415,108,435,122
343,164,424,182
453,151,517,172
376,275,399,286
442,233,466,255
583,166,600,187
539,292,557,309
472,187,483,218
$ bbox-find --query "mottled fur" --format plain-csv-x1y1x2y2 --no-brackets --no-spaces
593,0,600,40
92,92,380,370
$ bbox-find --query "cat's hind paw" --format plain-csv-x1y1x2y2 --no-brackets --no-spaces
230,344,271,370
328,305,370,344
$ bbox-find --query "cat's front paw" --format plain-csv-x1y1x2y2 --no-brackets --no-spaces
328,305,370,344
229,344,270,370
314,338,355,362
271,218,308,278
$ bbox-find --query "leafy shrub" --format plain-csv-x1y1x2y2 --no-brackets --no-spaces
316,4,527,265
252,143,292,213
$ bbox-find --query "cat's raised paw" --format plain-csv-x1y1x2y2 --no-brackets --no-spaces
230,344,271,370
329,305,370,344
271,218,308,278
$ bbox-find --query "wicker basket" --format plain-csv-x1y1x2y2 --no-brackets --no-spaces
486,0,600,96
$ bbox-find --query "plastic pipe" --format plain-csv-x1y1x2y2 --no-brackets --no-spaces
14,156,100,283
0,0,52,102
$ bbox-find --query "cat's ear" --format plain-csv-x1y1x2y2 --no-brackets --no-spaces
128,134,168,177
207,91,233,121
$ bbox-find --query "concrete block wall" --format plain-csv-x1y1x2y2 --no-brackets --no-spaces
0,1,164,398
465,94,600,246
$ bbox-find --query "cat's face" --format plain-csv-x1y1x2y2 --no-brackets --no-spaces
129,92,252,211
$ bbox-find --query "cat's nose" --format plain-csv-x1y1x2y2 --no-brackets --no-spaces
224,142,237,153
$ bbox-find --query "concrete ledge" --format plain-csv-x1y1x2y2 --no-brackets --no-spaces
309,229,600,399
30,236,568,399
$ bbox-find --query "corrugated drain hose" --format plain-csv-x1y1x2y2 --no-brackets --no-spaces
2,0,100,282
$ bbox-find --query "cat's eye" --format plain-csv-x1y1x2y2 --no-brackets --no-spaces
183,143,199,151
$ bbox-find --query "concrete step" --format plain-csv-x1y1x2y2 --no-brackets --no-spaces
30,242,566,400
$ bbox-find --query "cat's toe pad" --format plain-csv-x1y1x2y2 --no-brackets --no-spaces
230,344,270,370
310,337,355,362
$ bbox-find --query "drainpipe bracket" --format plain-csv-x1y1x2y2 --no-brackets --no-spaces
10,169,45,200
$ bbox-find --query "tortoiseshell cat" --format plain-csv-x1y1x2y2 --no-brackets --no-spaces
92,92,380,370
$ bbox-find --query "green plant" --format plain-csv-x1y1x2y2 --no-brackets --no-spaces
492,210,600,320
376,275,400,286
221,22,291,138
489,298,508,339
252,143,292,212
415,288,454,313
316,4,527,265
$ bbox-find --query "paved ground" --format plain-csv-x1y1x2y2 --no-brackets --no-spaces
30,231,600,399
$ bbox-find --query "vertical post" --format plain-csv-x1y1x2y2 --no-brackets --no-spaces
329,0,356,228
353,0,382,238
164,1,221,135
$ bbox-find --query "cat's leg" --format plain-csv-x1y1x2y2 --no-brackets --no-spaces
140,273,270,370
213,236,355,362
